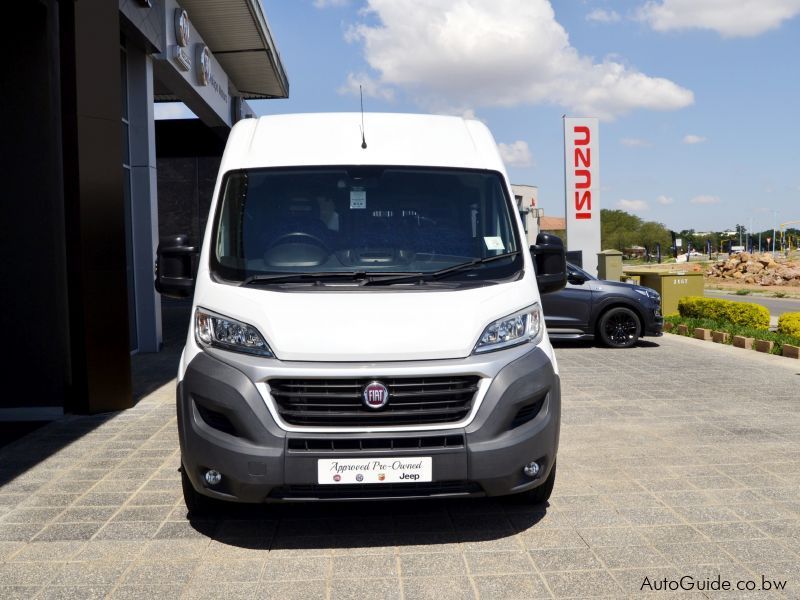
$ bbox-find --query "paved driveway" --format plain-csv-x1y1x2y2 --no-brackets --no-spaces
1,335,798,599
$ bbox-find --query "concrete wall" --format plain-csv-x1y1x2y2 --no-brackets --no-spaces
156,119,226,244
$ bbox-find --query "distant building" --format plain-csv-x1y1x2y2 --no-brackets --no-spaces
511,184,540,245
539,216,566,233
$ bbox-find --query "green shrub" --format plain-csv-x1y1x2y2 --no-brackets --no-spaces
664,314,800,355
735,289,751,295
778,312,800,337
677,296,770,328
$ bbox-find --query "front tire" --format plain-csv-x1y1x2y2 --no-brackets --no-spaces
181,464,220,516
510,461,556,505
598,307,641,348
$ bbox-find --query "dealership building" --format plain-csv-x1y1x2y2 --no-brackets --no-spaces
2,0,288,419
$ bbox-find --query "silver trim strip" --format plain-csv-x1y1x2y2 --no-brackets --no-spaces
256,378,492,434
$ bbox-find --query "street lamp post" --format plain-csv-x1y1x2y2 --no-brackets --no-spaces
772,211,778,256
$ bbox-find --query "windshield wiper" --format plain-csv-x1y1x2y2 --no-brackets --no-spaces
241,271,369,286
363,251,521,286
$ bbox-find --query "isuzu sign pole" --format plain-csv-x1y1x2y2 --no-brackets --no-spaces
563,117,601,276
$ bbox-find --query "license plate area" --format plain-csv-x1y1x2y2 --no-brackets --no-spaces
318,457,432,484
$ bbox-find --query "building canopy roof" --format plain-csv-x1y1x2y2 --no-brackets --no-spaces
158,0,288,100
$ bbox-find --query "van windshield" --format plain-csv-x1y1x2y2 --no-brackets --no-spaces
211,167,521,286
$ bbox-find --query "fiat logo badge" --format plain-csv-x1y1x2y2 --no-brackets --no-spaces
362,381,389,409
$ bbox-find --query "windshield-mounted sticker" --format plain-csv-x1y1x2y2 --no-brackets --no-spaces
484,236,505,251
350,190,366,209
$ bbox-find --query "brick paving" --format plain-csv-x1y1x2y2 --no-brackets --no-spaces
1,333,798,598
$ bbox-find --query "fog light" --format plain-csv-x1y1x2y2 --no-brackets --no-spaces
523,462,540,478
204,469,222,486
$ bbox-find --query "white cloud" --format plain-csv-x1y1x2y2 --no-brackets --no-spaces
691,194,721,204
637,0,800,37
656,195,674,205
586,8,622,23
683,134,707,144
338,72,395,101
343,0,694,120
314,0,349,8
498,141,534,167
617,199,649,211
153,102,197,120
620,137,652,147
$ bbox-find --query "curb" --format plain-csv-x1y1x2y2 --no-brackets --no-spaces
663,332,800,371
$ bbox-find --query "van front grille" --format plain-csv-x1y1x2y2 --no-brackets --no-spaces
268,376,480,426
287,434,465,452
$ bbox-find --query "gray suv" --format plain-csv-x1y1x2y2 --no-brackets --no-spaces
541,263,663,348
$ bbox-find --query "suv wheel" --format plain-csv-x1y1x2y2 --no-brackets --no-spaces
598,307,641,348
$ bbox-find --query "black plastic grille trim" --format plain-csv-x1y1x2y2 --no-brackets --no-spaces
268,481,482,500
287,434,465,452
269,376,480,426
509,394,547,429
195,403,238,437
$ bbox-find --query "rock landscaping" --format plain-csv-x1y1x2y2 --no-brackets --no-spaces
706,252,800,286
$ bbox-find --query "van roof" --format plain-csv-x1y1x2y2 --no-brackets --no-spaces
220,112,508,174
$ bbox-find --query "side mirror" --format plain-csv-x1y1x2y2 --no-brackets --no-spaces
530,233,567,294
155,234,198,299
567,271,587,285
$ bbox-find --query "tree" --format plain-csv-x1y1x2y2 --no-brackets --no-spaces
600,209,672,257
601,210,642,251
639,221,672,254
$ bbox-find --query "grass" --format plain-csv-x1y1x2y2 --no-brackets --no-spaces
664,314,800,355
774,292,787,298
735,289,751,295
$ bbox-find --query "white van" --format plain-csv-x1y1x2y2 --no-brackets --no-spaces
156,113,566,512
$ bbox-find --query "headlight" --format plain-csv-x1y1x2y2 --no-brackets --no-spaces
195,308,274,357
473,304,543,354
635,287,660,302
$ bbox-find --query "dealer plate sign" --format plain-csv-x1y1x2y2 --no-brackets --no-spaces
318,457,432,484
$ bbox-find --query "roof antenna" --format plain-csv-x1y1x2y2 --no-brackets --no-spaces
359,85,368,149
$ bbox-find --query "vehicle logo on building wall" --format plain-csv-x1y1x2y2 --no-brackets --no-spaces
174,9,190,47
196,44,211,86
362,381,389,410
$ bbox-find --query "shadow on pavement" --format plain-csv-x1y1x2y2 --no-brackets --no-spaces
185,496,550,550
1,298,189,486
131,298,191,402
0,413,115,487
550,339,660,349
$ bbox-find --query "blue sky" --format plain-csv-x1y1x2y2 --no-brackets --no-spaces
159,1,800,233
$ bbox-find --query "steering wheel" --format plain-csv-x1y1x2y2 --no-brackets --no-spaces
266,232,331,253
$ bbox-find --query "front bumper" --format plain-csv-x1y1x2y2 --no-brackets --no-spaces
643,304,664,337
177,346,560,502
